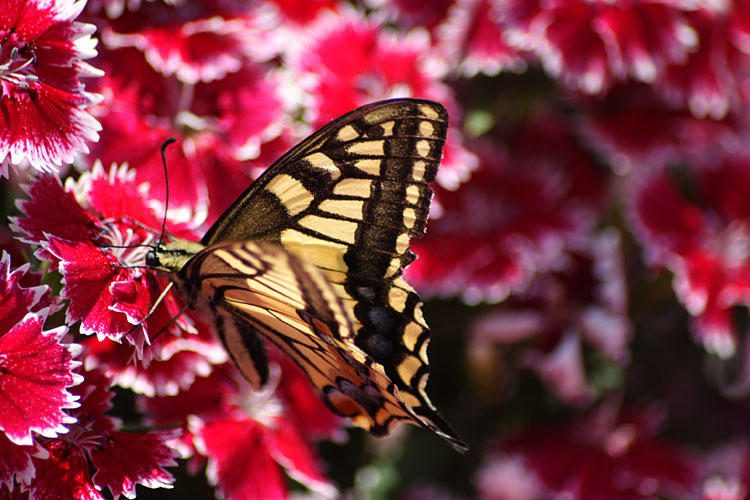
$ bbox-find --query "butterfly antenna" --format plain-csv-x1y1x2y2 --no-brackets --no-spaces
158,138,177,248
124,281,174,338
151,302,190,343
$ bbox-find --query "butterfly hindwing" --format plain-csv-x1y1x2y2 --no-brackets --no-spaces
178,240,456,440
199,99,451,430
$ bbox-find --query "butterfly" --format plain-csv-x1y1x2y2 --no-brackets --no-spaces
146,98,468,452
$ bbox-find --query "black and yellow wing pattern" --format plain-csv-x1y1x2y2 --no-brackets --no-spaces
149,99,467,451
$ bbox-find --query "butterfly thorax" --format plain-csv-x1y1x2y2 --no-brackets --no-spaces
145,239,206,274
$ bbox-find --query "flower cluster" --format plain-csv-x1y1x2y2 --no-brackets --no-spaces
3,0,750,498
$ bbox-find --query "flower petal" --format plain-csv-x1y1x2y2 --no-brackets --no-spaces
11,174,99,248
0,433,47,490
192,417,288,500
47,237,131,340
436,0,526,77
0,311,80,446
90,429,179,499
267,417,337,498
0,0,101,174
30,439,104,500
0,253,55,334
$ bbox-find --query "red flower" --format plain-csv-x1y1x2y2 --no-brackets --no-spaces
14,166,186,345
84,321,227,397
88,44,286,222
628,160,750,358
477,404,698,500
0,253,80,447
469,230,631,403
84,0,290,224
368,0,454,31
29,439,104,500
22,364,181,499
660,7,750,120
0,0,102,175
501,0,697,94
89,430,178,499
136,367,237,461
24,384,178,500
0,312,80,446
139,358,340,500
10,171,99,258
578,85,741,173
11,165,210,395
268,0,340,27
436,0,526,77
0,433,47,490
409,112,602,303
192,411,336,500
0,250,61,329
99,1,272,85
289,7,477,190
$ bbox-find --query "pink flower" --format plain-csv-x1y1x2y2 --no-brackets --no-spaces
409,112,602,303
475,454,544,500
660,7,750,120
13,166,186,344
289,7,477,190
138,356,341,499
469,230,631,403
0,253,80,447
88,43,286,222
628,159,750,358
578,85,742,173
367,0,454,31
84,321,227,397
0,0,102,176
436,0,526,77
21,364,180,499
500,0,698,94
477,404,698,500
703,479,747,500
99,1,273,84
700,443,750,500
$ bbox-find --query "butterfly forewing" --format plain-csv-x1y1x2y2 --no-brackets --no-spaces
199,99,453,432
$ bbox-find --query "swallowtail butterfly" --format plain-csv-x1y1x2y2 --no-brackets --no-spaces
146,98,467,452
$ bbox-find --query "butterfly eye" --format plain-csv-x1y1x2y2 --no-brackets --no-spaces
145,250,160,268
